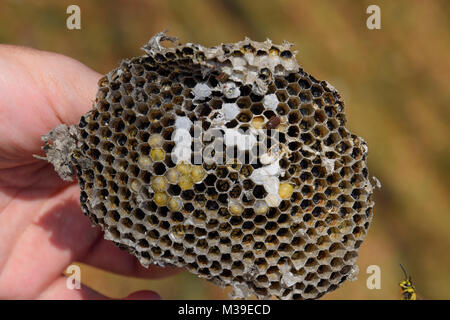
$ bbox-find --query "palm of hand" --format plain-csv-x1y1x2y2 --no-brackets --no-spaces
0,46,177,299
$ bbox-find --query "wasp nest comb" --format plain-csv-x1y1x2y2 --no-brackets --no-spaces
39,32,379,300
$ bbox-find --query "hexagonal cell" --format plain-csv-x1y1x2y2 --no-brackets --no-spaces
299,91,312,104
311,84,324,98
236,96,252,109
287,82,301,95
275,89,288,103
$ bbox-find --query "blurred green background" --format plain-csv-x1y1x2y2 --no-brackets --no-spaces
1,0,449,299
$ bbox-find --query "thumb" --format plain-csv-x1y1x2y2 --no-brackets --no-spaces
0,45,101,167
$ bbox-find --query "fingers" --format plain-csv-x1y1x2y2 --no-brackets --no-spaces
79,237,184,279
37,277,160,300
0,185,101,299
0,181,175,299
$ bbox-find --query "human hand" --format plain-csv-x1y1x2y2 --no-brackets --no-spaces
0,45,180,299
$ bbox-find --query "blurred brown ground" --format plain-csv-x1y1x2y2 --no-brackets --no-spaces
1,0,449,299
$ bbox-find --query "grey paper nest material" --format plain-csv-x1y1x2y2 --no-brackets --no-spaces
38,32,378,300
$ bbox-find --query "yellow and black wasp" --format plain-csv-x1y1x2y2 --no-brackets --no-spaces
399,264,417,300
